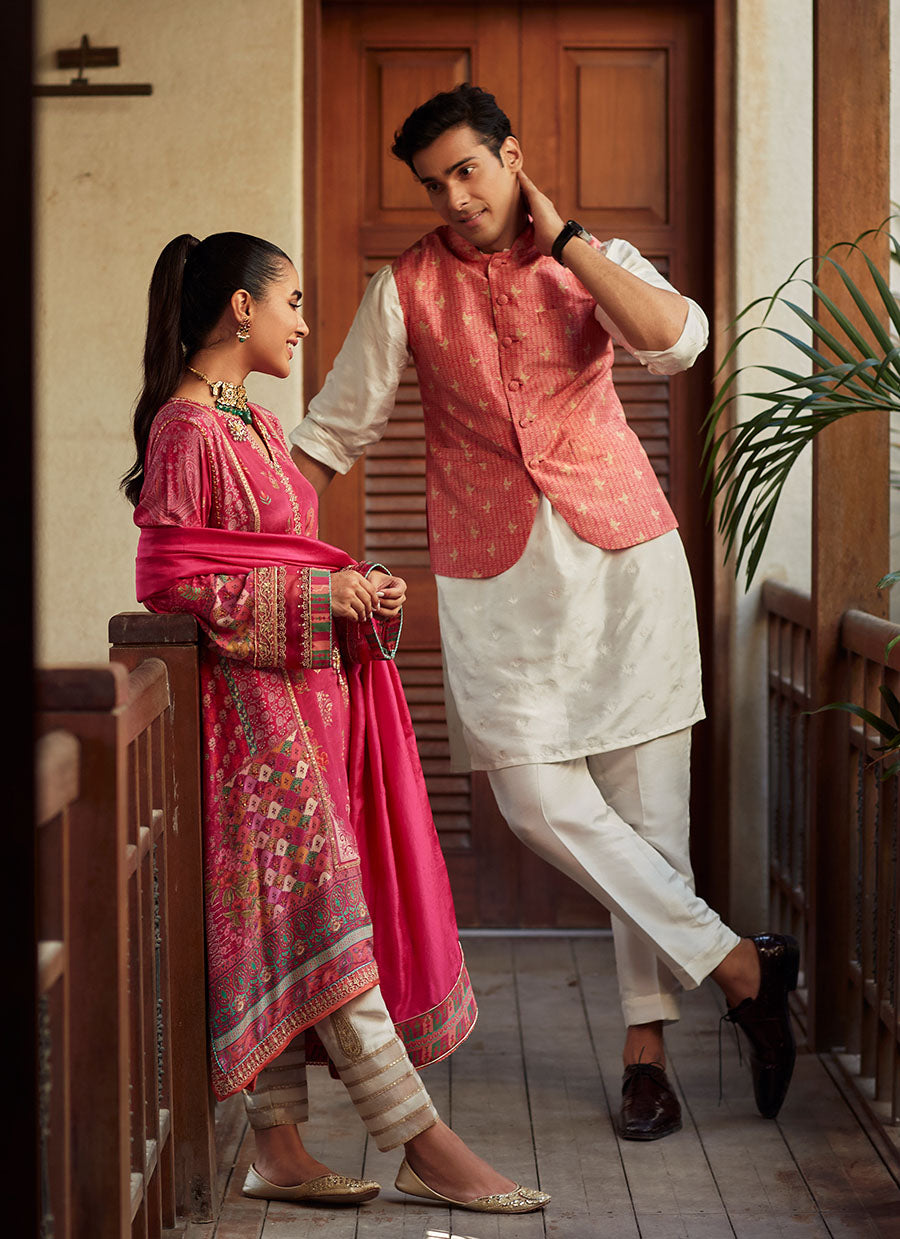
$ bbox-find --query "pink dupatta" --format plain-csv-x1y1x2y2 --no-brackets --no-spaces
136,523,476,1068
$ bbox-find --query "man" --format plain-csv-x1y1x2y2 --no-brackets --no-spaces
291,84,796,1140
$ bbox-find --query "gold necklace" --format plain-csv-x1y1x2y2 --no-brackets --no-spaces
186,365,251,423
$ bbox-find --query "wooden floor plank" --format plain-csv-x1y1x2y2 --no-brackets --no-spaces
260,1068,370,1239
211,1095,249,1218
355,1061,453,1239
209,1197,265,1239
513,936,640,1239
441,937,545,1239
776,1050,900,1239
573,938,736,1239
164,935,900,1239
665,981,829,1238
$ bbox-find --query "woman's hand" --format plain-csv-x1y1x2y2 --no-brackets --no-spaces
517,170,566,257
331,569,380,621
368,570,407,615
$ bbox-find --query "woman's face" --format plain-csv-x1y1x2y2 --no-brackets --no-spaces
247,261,309,379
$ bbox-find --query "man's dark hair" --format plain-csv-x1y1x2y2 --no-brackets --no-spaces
391,83,513,172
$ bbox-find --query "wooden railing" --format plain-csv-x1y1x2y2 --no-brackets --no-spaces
838,608,900,1143
36,728,79,1239
36,633,217,1239
763,581,900,1163
108,612,215,1223
763,581,813,980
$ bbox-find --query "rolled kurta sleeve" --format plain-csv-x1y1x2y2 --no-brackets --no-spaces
593,238,709,375
289,265,410,474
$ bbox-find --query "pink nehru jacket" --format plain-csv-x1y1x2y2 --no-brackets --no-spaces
391,225,677,579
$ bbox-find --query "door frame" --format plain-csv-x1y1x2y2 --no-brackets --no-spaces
301,0,738,918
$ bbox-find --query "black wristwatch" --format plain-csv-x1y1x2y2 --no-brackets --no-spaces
551,219,591,265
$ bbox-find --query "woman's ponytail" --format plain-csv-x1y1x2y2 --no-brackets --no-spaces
122,230,290,507
121,233,198,507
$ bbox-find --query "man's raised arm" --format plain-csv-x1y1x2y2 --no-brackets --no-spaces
517,170,704,363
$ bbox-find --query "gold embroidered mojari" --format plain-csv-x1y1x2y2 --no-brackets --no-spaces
394,1158,550,1213
242,1164,380,1204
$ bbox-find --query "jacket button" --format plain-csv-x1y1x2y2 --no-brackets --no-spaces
496,294,509,306
519,417,528,427
508,380,520,392
501,336,513,348
529,456,542,469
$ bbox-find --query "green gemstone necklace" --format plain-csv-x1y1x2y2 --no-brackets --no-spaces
186,365,252,424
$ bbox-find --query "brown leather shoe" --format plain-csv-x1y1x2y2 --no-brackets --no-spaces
616,1062,682,1141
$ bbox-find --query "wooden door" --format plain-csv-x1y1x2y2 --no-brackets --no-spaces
307,1,718,926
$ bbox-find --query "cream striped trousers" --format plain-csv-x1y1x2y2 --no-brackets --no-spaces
242,984,438,1151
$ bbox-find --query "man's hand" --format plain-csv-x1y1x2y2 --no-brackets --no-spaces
331,569,380,621
517,170,566,257
368,570,407,615
520,168,689,350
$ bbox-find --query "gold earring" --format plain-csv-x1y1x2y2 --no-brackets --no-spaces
237,317,251,343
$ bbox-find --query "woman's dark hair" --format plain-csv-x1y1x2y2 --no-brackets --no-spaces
391,83,513,172
121,231,290,507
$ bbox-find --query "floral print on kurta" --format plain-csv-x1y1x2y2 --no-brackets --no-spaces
135,399,378,1097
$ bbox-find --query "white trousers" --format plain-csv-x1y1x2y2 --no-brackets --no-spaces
488,729,740,1025
243,984,439,1151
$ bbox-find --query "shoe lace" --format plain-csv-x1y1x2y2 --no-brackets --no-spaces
718,1009,742,1104
626,1060,666,1078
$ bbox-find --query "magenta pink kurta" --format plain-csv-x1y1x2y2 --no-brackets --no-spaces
135,398,475,1098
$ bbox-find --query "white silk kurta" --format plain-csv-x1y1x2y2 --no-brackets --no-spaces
291,239,709,771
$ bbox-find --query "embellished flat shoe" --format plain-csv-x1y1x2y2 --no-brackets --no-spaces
394,1158,550,1213
617,1062,682,1141
242,1163,380,1204
724,933,800,1119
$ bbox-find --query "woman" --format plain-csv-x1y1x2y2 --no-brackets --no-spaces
124,231,549,1213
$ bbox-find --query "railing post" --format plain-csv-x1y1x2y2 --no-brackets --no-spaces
108,612,216,1222
36,729,80,1239
37,666,133,1239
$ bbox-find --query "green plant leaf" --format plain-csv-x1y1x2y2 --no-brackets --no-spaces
704,224,899,586
880,683,900,726
811,700,900,742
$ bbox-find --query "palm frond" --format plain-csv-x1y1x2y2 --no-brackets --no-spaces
704,224,900,588
811,698,900,781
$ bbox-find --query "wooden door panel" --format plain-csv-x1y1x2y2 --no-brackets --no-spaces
521,4,717,899
315,1,716,924
571,48,670,224
319,3,530,923
367,50,472,216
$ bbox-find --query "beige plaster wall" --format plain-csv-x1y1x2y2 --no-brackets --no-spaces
729,0,814,930
34,0,304,664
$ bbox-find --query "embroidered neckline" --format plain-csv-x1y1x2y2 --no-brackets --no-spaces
162,397,305,535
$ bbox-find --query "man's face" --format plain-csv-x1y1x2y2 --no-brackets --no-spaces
411,124,524,253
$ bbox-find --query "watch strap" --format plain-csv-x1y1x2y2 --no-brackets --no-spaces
551,219,590,265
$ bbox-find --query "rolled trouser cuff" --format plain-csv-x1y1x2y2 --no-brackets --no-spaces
621,992,683,1026
243,1035,309,1130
